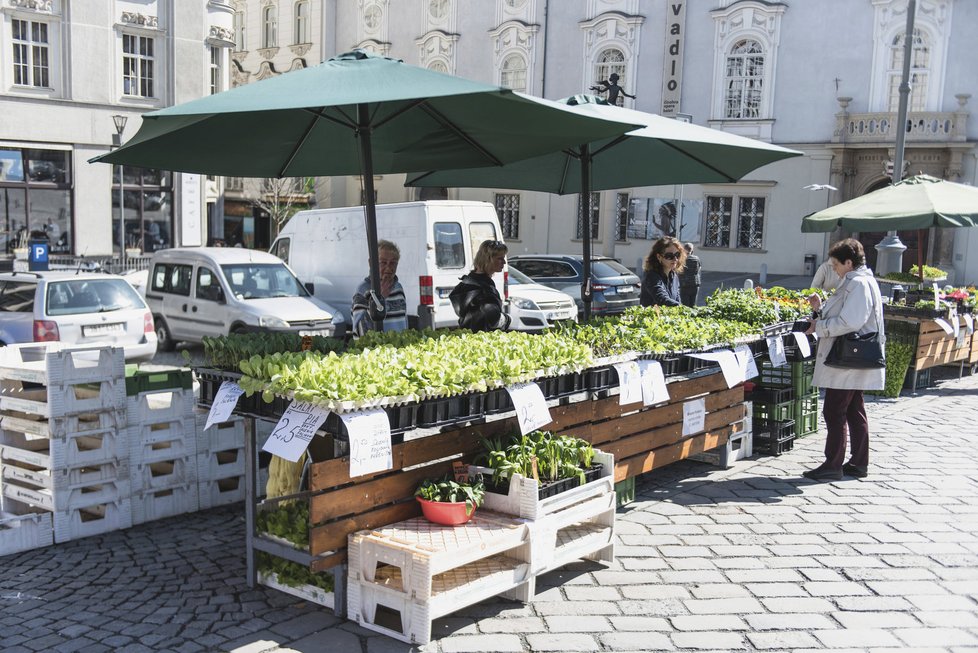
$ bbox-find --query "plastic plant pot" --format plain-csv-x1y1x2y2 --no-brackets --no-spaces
416,497,477,526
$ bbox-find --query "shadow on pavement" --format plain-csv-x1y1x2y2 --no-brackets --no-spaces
636,473,809,505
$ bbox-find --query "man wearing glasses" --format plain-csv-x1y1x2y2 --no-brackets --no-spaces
640,236,686,307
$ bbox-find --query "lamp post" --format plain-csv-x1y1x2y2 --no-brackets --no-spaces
112,114,128,258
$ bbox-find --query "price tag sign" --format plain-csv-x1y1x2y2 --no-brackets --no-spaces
688,350,744,388
614,361,644,406
964,314,974,334
343,409,393,478
790,331,812,359
956,329,968,349
506,382,551,435
734,345,759,380
766,335,788,368
934,318,954,335
637,360,669,406
949,307,960,337
262,400,331,463
933,282,941,307
682,397,706,436
204,381,244,430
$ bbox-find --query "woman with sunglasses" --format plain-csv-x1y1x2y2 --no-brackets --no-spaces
450,239,511,332
640,236,686,307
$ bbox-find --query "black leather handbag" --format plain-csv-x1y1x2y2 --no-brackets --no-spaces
824,331,886,369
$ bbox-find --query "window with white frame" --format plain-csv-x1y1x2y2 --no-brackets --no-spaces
887,28,929,112
500,53,527,92
427,60,448,74
12,19,50,88
615,193,629,242
704,195,765,249
593,48,626,104
494,193,520,240
123,34,155,98
262,5,278,48
294,0,309,44
724,39,764,119
576,192,600,240
209,46,222,95
233,10,246,51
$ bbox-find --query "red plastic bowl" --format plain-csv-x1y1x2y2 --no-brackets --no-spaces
416,497,477,526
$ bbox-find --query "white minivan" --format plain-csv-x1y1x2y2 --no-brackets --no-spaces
144,247,344,350
270,201,506,329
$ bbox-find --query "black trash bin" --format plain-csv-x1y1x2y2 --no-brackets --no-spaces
803,254,817,278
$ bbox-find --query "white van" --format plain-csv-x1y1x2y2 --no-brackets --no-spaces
144,247,344,350
270,201,506,329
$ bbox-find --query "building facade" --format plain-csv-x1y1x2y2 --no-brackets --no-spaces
0,0,234,259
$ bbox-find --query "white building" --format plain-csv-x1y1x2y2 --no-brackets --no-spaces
0,0,234,259
230,0,977,282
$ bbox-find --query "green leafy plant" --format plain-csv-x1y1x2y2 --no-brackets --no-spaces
415,476,485,515
256,551,333,592
479,430,597,488
256,500,310,549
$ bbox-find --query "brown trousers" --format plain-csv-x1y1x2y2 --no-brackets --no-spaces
821,388,869,470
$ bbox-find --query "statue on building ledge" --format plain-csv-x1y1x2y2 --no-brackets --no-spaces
589,73,636,106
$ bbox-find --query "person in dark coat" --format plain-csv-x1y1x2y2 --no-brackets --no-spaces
450,240,511,332
679,242,702,307
640,236,685,307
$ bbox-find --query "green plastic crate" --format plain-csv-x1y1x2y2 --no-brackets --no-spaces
125,366,193,396
753,399,793,423
758,359,815,396
795,410,818,436
791,392,819,420
615,477,635,508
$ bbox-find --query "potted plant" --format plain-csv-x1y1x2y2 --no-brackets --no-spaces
479,430,602,500
415,475,485,526
12,230,29,260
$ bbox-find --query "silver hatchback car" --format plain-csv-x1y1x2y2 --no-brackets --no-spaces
0,271,158,362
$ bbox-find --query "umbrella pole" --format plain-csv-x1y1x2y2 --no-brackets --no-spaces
357,104,384,331
917,229,925,286
580,144,593,322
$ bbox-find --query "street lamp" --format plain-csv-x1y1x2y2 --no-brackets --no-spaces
112,115,128,258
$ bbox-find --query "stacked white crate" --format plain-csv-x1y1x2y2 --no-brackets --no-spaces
128,383,198,524
0,344,131,548
194,410,247,509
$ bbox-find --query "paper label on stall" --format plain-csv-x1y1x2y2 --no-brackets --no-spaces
734,345,759,379
956,329,968,349
506,382,551,434
688,350,744,388
964,314,974,334
933,283,941,306
637,360,670,406
682,397,706,436
790,331,812,359
934,318,954,335
204,381,244,430
262,401,331,463
766,336,788,367
343,409,393,477
949,308,960,337
614,361,644,406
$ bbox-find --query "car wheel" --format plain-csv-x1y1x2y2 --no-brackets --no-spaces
155,317,176,352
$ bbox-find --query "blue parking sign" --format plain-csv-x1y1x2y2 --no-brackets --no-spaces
28,240,49,271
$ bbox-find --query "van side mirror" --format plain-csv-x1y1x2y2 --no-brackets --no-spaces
304,282,315,294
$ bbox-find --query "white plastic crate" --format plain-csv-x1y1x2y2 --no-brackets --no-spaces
194,411,245,454
0,343,124,387
2,476,129,513
0,378,125,418
131,483,199,525
258,570,334,609
0,424,127,470
52,498,132,543
688,429,753,469
131,457,198,493
198,475,245,509
129,418,196,465
525,495,616,575
470,450,615,521
1,458,129,493
0,508,54,556
196,447,245,483
1,410,127,442
126,389,195,427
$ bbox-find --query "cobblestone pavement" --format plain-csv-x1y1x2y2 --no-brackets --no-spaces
2,371,978,653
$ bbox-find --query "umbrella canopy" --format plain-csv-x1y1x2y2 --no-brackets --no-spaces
801,174,978,233
92,51,638,328
407,95,802,318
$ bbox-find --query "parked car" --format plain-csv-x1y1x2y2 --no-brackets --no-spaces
506,267,578,331
0,270,158,362
507,254,641,316
144,247,345,351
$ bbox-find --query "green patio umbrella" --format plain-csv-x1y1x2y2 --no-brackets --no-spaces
406,95,801,318
92,51,637,328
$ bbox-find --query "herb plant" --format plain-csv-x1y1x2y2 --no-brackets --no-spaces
415,476,486,515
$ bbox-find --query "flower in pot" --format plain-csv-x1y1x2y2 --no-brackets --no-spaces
415,476,485,526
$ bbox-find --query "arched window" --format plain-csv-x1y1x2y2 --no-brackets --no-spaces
262,5,277,49
888,28,929,112
427,60,448,74
724,39,764,119
294,1,309,44
594,48,625,92
500,53,527,92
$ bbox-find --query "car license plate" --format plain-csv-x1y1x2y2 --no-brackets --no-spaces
617,285,634,294
83,323,124,337
298,329,331,337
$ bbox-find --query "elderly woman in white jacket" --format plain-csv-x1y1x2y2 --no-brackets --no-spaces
803,238,885,481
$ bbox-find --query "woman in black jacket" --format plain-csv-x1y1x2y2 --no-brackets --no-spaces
640,236,686,307
450,240,511,331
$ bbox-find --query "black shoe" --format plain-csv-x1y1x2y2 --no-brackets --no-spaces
803,467,843,481
843,463,868,478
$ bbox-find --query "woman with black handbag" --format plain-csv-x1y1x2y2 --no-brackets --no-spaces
802,239,885,481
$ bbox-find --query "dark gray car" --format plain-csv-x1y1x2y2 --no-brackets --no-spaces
508,254,641,316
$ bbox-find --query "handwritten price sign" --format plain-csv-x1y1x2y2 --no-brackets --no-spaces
343,409,393,478
506,382,552,435
204,381,244,430
261,401,331,462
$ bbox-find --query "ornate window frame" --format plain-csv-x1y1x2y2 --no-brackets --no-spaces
489,19,538,94
579,11,643,109
709,0,785,141
115,9,165,106
416,30,458,75
356,0,389,54
2,0,64,98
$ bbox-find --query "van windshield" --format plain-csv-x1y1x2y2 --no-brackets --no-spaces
221,263,308,300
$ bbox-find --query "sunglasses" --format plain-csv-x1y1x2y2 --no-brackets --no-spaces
485,240,506,248
661,251,681,261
